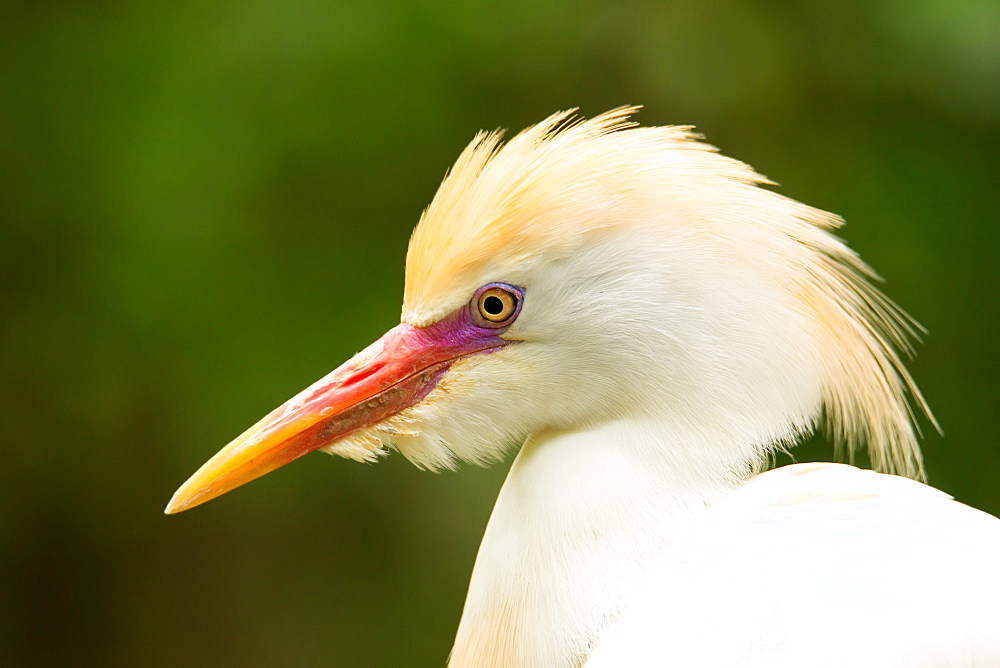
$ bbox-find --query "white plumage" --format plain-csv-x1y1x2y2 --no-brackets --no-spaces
168,108,1000,666
589,464,1000,666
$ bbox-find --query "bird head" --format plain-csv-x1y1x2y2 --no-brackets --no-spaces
166,108,931,514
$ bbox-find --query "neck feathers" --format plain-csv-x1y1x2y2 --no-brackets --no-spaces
449,419,741,667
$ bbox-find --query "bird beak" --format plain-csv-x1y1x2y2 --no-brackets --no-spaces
165,314,507,514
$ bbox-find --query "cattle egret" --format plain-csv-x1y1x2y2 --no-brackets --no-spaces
167,108,1000,666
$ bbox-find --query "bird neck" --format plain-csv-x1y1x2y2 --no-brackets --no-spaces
449,417,747,667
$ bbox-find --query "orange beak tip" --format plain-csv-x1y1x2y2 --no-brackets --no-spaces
163,478,206,515
163,490,190,515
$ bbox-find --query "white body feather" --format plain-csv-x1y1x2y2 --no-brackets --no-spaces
589,463,1000,667
454,418,1000,667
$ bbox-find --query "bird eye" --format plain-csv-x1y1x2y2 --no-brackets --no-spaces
472,283,522,328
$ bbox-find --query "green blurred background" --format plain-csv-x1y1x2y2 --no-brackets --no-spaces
2,1,998,665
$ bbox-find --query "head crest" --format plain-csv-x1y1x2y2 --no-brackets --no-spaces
403,107,935,478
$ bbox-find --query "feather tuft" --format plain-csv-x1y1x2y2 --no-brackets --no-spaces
402,108,934,479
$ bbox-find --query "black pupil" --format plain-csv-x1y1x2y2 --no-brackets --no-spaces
483,295,506,316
